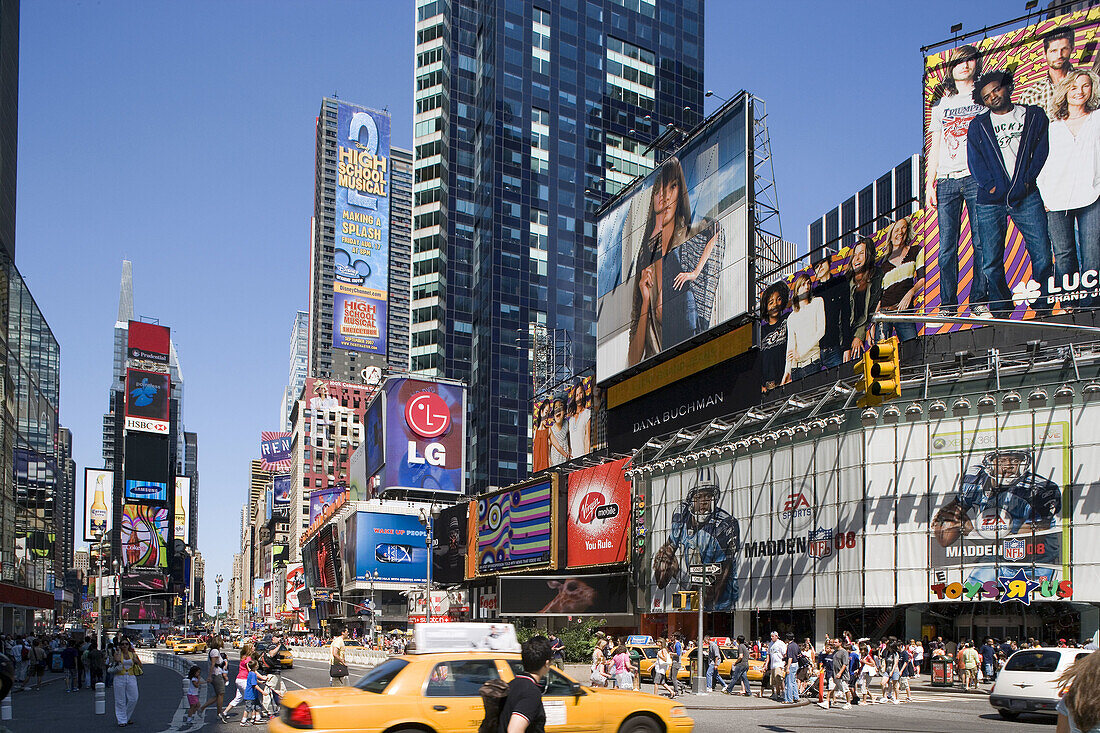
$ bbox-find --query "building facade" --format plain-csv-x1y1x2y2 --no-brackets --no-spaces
410,0,705,491
807,154,920,255
281,311,309,432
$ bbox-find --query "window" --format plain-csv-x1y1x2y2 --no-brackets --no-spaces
1003,651,1060,673
506,662,574,696
355,659,409,693
425,660,500,697
532,8,551,76
531,107,550,174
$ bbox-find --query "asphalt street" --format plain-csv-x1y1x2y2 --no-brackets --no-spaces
142,649,1053,733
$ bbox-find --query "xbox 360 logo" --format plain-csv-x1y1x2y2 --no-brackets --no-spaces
933,438,946,449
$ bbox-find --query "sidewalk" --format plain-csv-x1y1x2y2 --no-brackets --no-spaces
562,664,812,710
1,664,182,733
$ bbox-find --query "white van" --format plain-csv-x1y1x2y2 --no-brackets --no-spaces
990,647,1093,720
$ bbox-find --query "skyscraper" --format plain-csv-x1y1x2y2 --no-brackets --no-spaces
280,310,309,431
307,97,413,382
0,0,17,261
410,0,705,490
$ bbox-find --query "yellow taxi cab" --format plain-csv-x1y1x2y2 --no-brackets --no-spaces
271,624,692,733
174,638,204,654
165,635,181,651
709,639,766,682
625,637,690,682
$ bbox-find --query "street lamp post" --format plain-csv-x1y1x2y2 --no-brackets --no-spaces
183,545,193,632
215,574,223,632
418,507,437,624
94,532,105,649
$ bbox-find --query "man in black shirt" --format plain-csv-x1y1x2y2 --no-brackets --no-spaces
759,281,790,393
501,636,554,733
812,251,851,370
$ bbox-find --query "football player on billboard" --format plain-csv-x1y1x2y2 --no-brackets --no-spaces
932,449,1061,547
652,467,740,610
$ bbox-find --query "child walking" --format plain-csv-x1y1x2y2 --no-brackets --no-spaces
242,659,264,726
183,665,202,725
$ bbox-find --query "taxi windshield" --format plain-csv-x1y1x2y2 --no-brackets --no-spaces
354,658,408,693
637,647,658,659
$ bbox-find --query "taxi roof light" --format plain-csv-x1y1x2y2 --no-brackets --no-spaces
288,701,313,728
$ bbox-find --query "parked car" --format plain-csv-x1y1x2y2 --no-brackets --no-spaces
990,647,1093,720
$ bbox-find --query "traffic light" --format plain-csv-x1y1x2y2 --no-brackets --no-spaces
853,337,901,406
868,337,901,402
672,591,697,610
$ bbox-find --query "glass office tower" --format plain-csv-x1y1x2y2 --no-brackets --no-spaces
411,0,705,491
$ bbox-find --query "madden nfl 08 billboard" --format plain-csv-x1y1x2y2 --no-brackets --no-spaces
645,408,1087,613
333,101,391,356
596,97,750,383
921,8,1100,326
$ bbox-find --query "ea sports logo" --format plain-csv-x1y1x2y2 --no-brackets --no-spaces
406,392,450,438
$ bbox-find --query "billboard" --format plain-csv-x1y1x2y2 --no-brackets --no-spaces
83,468,114,542
272,475,291,511
285,563,305,613
127,321,170,364
433,502,469,584
124,479,168,504
344,510,429,584
596,97,750,382
757,211,923,394
121,504,169,570
498,574,630,616
474,478,557,576
381,378,466,494
308,484,347,525
532,374,595,472
260,431,292,472
644,406,1083,613
125,369,171,434
922,9,1100,326
174,476,190,544
119,599,166,622
566,458,631,568
333,101,391,355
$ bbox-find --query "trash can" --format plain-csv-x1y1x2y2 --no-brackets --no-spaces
930,658,954,686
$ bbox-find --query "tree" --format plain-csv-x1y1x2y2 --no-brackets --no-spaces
515,617,607,663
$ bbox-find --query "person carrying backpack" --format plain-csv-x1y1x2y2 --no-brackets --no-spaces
499,637,553,733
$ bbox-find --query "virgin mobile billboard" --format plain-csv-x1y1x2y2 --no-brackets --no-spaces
922,8,1100,326
566,458,630,568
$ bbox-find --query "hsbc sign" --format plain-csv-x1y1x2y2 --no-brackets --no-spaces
125,416,169,434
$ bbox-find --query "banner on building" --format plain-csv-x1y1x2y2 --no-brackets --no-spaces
532,374,596,472
125,369,171,434
566,458,630,568
127,321,170,365
474,478,557,576
343,510,429,584
121,504,169,570
174,476,190,544
498,573,630,616
381,378,466,495
84,468,114,542
260,432,292,472
433,502,469,584
332,102,391,355
596,96,751,383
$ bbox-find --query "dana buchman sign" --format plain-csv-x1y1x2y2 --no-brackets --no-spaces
125,368,170,434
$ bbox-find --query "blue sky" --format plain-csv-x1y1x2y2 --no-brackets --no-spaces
15,0,1013,610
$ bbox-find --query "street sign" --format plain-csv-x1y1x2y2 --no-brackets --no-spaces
688,573,715,585
688,563,721,575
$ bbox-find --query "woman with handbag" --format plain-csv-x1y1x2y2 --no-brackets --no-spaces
110,638,143,726
221,642,255,721
330,626,349,686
